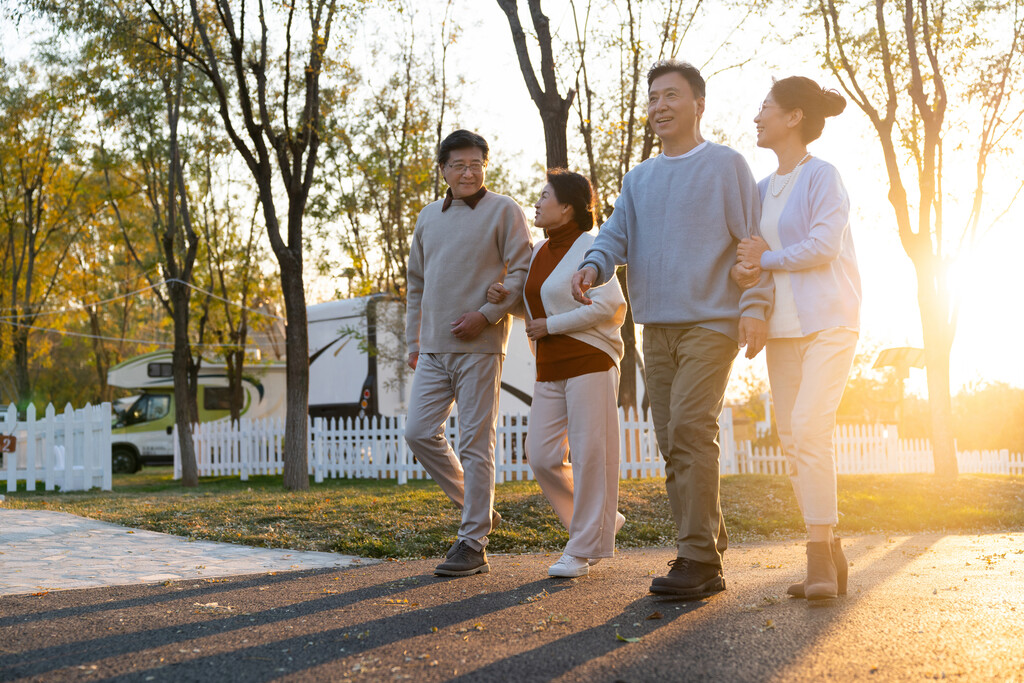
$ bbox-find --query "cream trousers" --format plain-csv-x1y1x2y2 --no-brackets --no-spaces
766,327,858,526
526,367,621,559
404,352,503,551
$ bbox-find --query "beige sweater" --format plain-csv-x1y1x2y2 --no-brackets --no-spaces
406,191,533,355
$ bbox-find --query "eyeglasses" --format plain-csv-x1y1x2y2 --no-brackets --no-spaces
757,103,782,115
445,162,486,174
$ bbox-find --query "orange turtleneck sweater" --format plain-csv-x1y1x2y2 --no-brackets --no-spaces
524,220,615,382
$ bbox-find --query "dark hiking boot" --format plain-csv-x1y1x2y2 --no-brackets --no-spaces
435,541,489,577
446,511,502,558
649,557,726,598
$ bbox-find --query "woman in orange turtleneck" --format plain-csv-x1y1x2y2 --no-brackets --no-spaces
488,169,627,578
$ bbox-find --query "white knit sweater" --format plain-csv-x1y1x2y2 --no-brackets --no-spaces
523,232,627,367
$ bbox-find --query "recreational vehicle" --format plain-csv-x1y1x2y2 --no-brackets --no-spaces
108,352,287,472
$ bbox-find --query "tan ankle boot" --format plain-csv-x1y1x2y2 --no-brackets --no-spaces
804,541,838,600
787,538,847,598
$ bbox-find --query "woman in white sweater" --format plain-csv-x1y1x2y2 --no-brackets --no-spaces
488,169,627,578
734,76,861,600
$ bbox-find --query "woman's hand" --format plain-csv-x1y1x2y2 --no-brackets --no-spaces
486,282,510,304
526,318,549,341
737,236,770,267
730,262,761,290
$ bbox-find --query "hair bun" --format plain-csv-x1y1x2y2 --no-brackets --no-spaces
820,88,847,117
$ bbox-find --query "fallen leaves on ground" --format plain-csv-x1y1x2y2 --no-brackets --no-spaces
193,602,233,613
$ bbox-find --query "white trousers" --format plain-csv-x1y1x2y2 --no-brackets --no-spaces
404,352,503,551
526,367,621,559
766,327,858,526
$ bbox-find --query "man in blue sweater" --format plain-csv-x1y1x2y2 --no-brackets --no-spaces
572,60,772,598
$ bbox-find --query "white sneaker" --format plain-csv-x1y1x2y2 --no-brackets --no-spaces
589,512,626,566
549,553,590,578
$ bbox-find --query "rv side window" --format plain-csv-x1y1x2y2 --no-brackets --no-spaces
204,387,238,412
147,363,173,378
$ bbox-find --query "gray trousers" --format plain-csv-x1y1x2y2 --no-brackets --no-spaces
404,352,503,551
643,326,738,567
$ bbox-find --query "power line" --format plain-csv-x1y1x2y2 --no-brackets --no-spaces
0,282,168,321
168,279,285,321
0,318,266,351
0,278,285,322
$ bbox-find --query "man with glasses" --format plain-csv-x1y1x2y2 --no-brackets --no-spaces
405,129,533,576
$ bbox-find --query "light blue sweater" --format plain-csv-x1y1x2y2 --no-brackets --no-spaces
757,157,861,335
580,142,773,341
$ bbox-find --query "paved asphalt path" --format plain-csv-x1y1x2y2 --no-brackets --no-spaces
2,533,1023,682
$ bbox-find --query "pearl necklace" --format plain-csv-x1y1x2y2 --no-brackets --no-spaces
770,153,811,197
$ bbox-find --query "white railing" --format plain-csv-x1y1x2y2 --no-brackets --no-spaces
175,411,1024,482
0,403,113,492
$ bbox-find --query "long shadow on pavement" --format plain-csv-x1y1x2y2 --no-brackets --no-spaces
0,568,439,679
0,569,333,629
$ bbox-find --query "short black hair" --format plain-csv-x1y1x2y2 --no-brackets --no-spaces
437,129,489,167
646,59,705,99
546,168,596,232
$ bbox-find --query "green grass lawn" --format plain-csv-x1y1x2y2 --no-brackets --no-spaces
4,468,1023,559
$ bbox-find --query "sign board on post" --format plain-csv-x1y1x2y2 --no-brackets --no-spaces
0,435,16,452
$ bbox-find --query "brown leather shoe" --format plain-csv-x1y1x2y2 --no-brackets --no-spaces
435,541,489,577
788,538,848,598
446,511,502,558
649,557,725,598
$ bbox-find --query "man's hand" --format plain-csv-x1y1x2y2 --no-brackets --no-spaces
525,318,549,341
407,352,419,370
451,311,489,340
738,316,767,359
571,266,597,305
487,283,510,304
730,262,761,290
737,236,770,267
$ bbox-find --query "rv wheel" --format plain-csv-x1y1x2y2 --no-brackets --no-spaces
112,446,141,474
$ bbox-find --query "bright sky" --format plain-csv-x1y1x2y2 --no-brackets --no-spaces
4,2,1022,395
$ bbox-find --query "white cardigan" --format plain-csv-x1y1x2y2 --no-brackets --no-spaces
521,232,627,367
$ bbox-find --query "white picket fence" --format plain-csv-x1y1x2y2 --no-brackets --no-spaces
175,411,1024,481
0,403,113,492
175,410,725,483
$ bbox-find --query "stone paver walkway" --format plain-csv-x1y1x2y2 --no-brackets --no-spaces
0,509,372,596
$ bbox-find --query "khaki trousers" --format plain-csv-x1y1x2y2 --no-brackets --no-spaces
526,367,621,559
766,327,858,526
643,326,738,567
404,352,503,551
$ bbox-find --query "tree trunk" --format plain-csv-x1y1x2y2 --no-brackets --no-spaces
916,272,958,479
13,326,31,408
496,0,575,170
87,308,112,403
227,344,245,424
169,280,199,487
278,250,310,491
541,108,570,169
